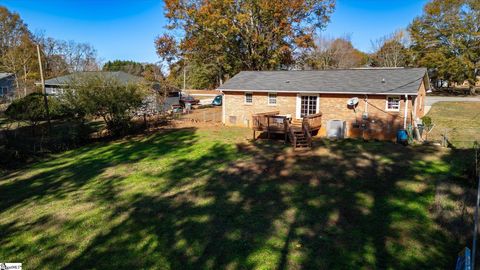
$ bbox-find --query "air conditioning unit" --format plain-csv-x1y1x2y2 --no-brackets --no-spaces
327,120,346,139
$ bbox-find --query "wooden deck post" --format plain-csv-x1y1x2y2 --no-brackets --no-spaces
267,116,270,139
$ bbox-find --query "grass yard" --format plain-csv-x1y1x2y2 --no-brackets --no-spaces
0,126,475,269
425,102,480,148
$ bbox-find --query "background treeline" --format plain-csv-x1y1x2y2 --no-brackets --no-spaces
0,7,99,97
102,60,164,82
0,5,173,167
0,6,166,99
156,0,479,91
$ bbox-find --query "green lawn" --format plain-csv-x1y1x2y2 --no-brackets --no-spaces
0,126,474,269
426,102,480,148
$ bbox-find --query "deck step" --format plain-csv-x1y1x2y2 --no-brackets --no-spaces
288,124,312,150
294,145,310,149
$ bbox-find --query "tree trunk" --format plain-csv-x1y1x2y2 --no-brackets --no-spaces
14,75,20,97
23,64,27,97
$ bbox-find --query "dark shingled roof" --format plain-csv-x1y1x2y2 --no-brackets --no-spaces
218,68,428,95
43,71,144,86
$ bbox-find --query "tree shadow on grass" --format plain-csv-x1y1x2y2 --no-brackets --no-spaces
0,127,199,214
1,125,475,269
61,137,471,269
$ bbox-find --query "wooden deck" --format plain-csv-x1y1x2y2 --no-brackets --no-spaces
252,111,322,149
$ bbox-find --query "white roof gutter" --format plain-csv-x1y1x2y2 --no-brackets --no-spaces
404,94,409,129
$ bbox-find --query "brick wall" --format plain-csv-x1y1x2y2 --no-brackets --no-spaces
223,91,297,127
414,80,426,118
223,82,425,140
318,94,411,140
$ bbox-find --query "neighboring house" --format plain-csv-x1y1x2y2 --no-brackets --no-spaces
218,68,429,140
38,71,144,95
37,71,178,114
0,73,16,98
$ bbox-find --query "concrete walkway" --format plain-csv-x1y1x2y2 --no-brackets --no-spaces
424,96,480,114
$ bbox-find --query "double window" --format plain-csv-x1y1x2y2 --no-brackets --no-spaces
245,92,253,104
268,92,277,105
244,92,278,105
386,96,400,111
300,95,317,117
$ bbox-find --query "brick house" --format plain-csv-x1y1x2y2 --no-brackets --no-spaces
218,68,429,140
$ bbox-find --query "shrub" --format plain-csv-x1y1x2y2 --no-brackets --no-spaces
421,116,434,140
65,74,147,136
421,116,432,129
4,93,69,126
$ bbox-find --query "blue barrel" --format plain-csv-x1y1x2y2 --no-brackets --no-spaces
396,129,408,144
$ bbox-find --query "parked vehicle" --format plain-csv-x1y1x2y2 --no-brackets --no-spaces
180,94,200,107
212,95,222,106
163,91,181,111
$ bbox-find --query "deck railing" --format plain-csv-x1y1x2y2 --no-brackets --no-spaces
252,111,280,131
302,118,313,147
303,113,322,130
266,115,289,133
252,111,322,143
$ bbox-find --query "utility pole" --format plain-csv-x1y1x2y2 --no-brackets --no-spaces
183,65,186,92
36,44,51,129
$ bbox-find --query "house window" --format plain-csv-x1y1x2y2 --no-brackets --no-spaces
268,93,277,105
386,96,400,111
245,92,252,104
301,95,317,117
0,87,7,96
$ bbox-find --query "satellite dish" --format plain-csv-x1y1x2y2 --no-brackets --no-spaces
347,97,359,106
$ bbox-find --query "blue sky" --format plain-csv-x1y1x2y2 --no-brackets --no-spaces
2,0,428,64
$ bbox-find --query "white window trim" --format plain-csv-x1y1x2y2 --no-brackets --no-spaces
244,92,253,105
267,92,277,106
0,87,7,96
296,93,320,119
385,95,401,112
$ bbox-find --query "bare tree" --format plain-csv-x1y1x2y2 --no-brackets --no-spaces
304,35,367,70
371,30,410,67
35,33,99,78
